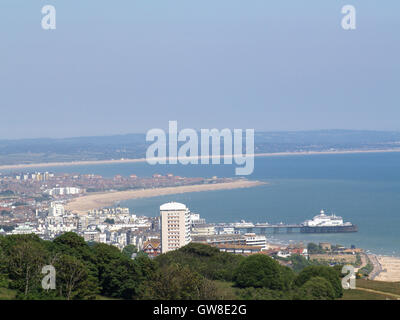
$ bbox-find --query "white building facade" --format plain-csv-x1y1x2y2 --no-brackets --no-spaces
243,233,268,250
49,202,65,216
160,202,191,254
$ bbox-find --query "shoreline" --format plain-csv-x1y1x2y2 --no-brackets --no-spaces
372,255,400,282
3,149,400,281
65,180,266,214
265,240,400,281
1,148,400,171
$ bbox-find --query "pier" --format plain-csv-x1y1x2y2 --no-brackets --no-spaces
216,223,303,234
214,213,357,234
238,224,302,234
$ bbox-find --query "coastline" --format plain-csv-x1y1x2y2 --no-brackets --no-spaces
1,148,400,171
65,180,266,214
3,149,400,282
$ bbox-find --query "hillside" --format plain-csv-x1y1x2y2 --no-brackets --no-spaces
342,279,400,300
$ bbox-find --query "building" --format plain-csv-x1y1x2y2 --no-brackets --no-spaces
243,233,268,250
277,250,292,258
190,213,206,225
83,231,100,242
10,223,38,235
45,187,81,196
215,244,263,255
192,234,246,246
217,227,235,235
48,202,65,217
320,242,332,251
160,202,191,254
191,224,215,236
143,239,161,257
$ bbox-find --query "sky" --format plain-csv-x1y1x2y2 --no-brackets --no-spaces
0,0,399,139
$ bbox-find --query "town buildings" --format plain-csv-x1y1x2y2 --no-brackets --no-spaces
0,170,362,262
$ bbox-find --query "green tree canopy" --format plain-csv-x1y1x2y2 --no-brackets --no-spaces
53,254,95,300
307,242,324,254
295,265,343,298
6,238,48,298
140,264,217,300
295,276,336,300
122,244,138,259
233,254,287,290
155,243,244,281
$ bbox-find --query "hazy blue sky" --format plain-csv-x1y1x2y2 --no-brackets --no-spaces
0,1,399,138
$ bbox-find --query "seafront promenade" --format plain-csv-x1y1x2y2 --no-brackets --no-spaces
368,254,383,280
363,254,400,282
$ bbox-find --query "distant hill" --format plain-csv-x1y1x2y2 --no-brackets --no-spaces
0,130,399,166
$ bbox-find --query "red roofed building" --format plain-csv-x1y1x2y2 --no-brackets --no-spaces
143,239,161,257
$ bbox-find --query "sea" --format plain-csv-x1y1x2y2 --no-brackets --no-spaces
2,152,400,256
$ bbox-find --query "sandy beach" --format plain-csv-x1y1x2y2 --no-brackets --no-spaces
1,148,400,171
374,256,400,282
65,180,265,214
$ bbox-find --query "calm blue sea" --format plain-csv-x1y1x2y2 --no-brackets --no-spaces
2,152,400,256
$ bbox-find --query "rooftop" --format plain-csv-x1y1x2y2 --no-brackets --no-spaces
160,202,187,211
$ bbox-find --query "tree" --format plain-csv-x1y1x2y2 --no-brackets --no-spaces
295,276,336,300
53,254,94,300
333,264,345,278
0,233,157,300
53,232,89,253
295,265,343,298
52,232,100,297
140,264,211,300
0,243,8,287
288,254,312,273
155,243,244,282
104,218,115,225
233,254,287,290
280,265,296,291
307,242,323,254
133,252,157,283
7,240,48,297
91,243,141,299
122,244,137,259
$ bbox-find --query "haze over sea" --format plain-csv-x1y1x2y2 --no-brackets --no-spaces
4,152,400,256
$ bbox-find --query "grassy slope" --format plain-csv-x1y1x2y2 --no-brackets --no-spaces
356,279,400,296
212,281,238,300
341,289,395,300
0,287,17,300
342,279,400,300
